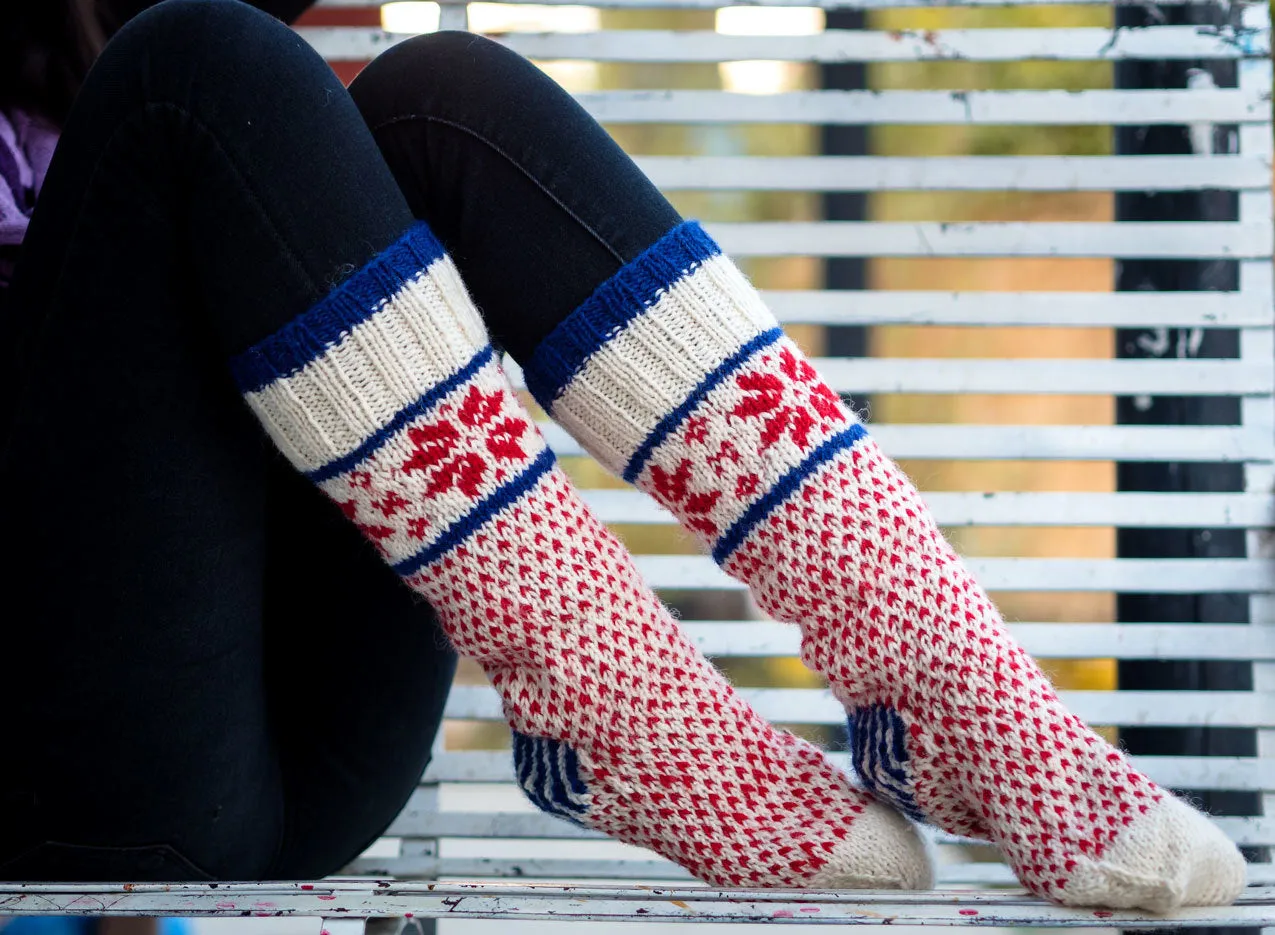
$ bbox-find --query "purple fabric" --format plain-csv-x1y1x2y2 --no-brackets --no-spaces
0,108,58,286
0,108,58,244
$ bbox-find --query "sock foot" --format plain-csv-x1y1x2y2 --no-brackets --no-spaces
522,220,1248,908
235,222,934,893
808,802,934,890
1059,796,1246,911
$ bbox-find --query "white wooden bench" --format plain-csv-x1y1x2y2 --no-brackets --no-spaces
3,0,1271,929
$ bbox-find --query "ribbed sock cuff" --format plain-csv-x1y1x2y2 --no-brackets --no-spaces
231,221,490,474
523,220,780,477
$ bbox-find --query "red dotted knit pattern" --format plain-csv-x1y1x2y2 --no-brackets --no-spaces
634,353,1166,902
404,464,878,887
727,441,1162,901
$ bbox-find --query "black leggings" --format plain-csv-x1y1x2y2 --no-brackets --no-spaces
0,0,681,881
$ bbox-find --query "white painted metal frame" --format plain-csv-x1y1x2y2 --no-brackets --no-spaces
12,885,1271,924
0,883,1273,927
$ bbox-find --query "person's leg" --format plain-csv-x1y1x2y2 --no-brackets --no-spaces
519,240,1247,905
0,0,433,879
0,3,925,888
260,456,456,880
347,31,681,363
231,217,929,890
349,34,1244,907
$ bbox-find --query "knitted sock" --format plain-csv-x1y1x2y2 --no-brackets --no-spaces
232,222,932,890
523,221,1247,910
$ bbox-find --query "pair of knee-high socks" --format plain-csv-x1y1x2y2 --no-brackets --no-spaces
233,220,1244,910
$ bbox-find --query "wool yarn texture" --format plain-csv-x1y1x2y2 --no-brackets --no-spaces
231,222,932,891
524,220,1247,911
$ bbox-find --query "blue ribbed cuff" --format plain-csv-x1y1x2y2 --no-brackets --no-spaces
523,220,721,412
230,221,447,393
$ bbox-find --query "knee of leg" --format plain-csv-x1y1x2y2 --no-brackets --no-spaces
99,0,333,107
350,31,551,124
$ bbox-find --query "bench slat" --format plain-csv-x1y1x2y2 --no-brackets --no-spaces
355,857,1265,888
625,556,1275,593
443,686,1275,727
303,26,1266,63
3,882,1273,927
702,221,1271,259
759,291,1269,328
348,855,1275,888
505,27,1267,62
637,155,1270,192
422,751,1275,790
679,622,1275,659
516,358,1272,395
578,491,1275,528
543,423,1275,462
386,808,1275,847
577,89,1265,125
319,0,1264,12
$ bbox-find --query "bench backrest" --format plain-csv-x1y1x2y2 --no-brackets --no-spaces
304,0,1274,890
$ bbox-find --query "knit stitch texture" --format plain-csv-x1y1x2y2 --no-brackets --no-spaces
233,222,932,890
525,220,1247,910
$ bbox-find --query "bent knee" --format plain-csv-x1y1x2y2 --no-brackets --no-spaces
100,0,329,101
349,31,551,126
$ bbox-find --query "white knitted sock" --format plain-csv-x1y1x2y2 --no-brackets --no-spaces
523,220,1247,910
232,222,932,890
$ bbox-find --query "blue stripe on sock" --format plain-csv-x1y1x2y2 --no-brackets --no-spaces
231,222,448,393
304,346,494,484
523,221,722,411
514,733,534,793
391,447,556,577
847,706,926,823
512,731,589,823
711,423,868,565
563,744,589,797
622,328,783,483
544,740,573,812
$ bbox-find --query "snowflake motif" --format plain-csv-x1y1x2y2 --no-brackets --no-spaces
707,440,741,479
684,417,710,446
648,458,721,537
400,386,530,499
735,473,761,498
357,522,396,553
374,490,409,517
730,347,846,451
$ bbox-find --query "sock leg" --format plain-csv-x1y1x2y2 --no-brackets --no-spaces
233,223,931,890
522,221,1247,910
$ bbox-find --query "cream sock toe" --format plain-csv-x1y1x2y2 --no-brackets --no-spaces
1061,796,1246,911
